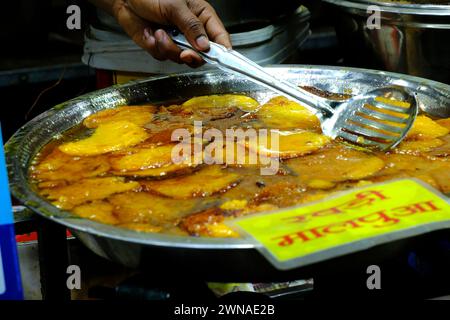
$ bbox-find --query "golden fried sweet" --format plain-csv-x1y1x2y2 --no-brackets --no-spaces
37,180,67,189
32,149,110,182
109,144,176,171
182,94,259,112
396,138,444,154
178,94,255,122
180,207,239,237
143,165,240,199
427,135,450,157
41,177,140,209
59,121,149,156
306,179,336,190
248,130,330,159
144,125,194,145
429,169,450,193
374,153,450,192
112,162,196,178
205,224,240,238
371,172,440,190
256,96,321,130
406,115,449,139
108,191,196,225
73,201,119,225
252,181,306,208
376,153,441,175
220,199,248,211
220,141,261,167
83,105,155,128
437,118,450,130
286,146,385,183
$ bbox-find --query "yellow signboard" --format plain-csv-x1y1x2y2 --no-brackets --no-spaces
230,179,450,270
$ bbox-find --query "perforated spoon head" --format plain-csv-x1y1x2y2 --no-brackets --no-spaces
321,86,418,151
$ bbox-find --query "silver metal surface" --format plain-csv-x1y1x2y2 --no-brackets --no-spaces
208,0,303,29
171,33,418,150
5,66,450,279
323,86,418,149
323,0,450,83
331,0,450,14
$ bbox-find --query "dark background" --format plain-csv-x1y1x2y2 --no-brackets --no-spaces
0,0,93,140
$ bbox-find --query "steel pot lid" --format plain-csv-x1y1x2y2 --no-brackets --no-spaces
324,0,450,15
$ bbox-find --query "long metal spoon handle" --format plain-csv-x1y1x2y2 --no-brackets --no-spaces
170,32,334,117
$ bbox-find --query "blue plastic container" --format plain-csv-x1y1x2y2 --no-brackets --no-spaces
0,125,23,300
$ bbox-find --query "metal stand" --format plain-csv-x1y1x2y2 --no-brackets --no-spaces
14,208,71,301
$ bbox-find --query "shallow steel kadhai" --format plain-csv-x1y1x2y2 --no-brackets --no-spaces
5,66,450,281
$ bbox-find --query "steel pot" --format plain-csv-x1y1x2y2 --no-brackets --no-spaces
323,0,450,83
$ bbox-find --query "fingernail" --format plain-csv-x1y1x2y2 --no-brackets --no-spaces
155,29,164,42
143,29,156,46
196,35,209,50
147,35,156,47
143,28,151,39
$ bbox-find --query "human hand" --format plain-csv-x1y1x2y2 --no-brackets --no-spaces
112,0,231,67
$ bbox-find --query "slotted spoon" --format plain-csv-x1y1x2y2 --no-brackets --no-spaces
170,32,418,150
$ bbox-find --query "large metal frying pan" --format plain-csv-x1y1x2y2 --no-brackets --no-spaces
5,66,450,281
